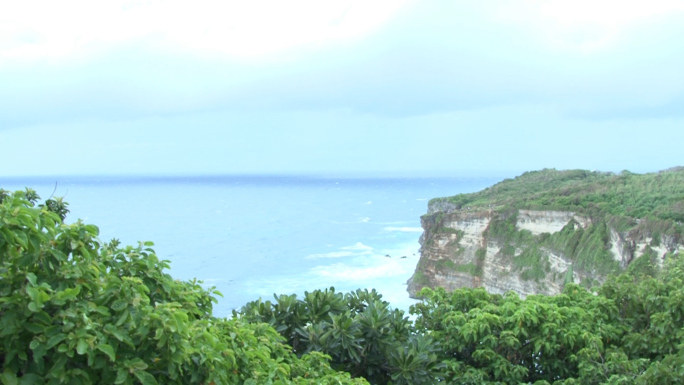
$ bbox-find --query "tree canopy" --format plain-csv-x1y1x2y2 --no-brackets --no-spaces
0,189,366,384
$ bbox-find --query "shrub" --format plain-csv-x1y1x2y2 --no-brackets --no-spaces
0,189,365,384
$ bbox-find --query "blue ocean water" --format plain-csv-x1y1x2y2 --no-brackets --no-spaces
1,175,498,317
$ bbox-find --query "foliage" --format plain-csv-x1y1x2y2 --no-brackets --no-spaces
426,168,683,280
238,288,441,384
0,189,366,384
409,270,429,287
476,213,620,280
407,252,684,384
437,167,684,219
625,246,659,278
433,167,684,243
451,262,480,276
237,252,684,384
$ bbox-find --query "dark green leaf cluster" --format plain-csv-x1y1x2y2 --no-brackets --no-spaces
238,288,442,385
410,252,684,384
243,256,684,385
0,190,367,384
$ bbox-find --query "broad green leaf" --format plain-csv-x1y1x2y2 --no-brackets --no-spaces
26,273,37,286
1,369,18,385
111,300,127,312
17,374,42,385
24,324,43,334
114,369,128,385
126,358,148,371
94,306,110,316
48,356,68,375
133,371,158,385
26,287,39,300
115,310,129,326
12,230,28,249
96,344,116,362
76,339,89,355
84,224,99,236
54,287,80,302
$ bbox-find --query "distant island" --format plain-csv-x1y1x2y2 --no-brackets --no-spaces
408,167,684,297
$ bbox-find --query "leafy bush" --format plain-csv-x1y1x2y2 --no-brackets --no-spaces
239,288,441,385
0,189,366,384
410,256,684,384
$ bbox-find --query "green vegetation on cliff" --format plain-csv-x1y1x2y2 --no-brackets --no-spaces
423,168,684,284
434,167,684,222
483,210,621,280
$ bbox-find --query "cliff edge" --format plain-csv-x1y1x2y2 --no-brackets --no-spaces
408,168,684,298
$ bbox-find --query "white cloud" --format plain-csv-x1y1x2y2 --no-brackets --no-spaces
494,0,684,52
0,0,410,63
537,0,684,26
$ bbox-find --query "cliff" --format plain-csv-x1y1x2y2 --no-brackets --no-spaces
407,168,684,298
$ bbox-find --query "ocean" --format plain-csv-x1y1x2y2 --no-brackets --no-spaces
1,175,499,317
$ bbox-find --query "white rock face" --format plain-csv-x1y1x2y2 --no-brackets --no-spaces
634,240,674,268
609,229,628,265
609,231,683,268
407,208,682,299
446,214,490,251
516,210,591,235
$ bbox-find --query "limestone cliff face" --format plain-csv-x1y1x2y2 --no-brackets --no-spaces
407,205,683,298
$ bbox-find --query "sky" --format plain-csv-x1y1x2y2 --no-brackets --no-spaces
1,0,683,178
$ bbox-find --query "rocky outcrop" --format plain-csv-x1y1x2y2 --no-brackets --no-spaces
407,206,683,298
516,210,591,235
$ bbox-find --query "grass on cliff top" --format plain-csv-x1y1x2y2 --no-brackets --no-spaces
433,167,684,222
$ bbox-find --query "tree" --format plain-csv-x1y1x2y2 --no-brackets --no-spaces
0,189,366,384
408,252,684,384
239,288,441,384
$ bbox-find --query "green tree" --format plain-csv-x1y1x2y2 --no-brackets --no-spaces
0,189,366,384
239,288,441,384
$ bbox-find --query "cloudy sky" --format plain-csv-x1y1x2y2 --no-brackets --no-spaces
1,0,683,177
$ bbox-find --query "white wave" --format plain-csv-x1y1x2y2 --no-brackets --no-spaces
310,260,408,281
384,227,423,233
365,201,372,205
306,242,374,259
306,251,357,259
342,242,373,251
246,245,422,313
359,217,371,223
